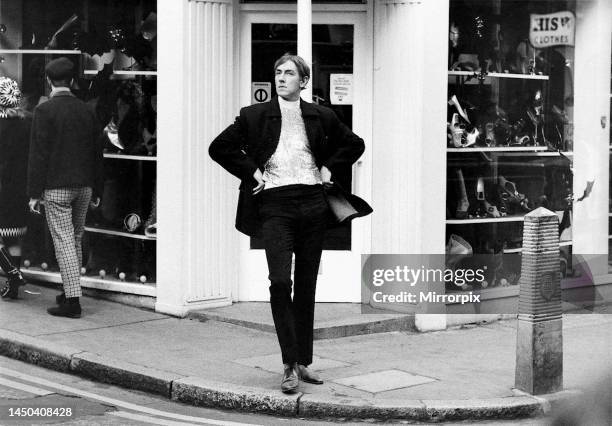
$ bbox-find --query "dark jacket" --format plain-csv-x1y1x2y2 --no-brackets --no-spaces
27,91,104,199
209,96,369,237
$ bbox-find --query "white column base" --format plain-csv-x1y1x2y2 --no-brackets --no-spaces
155,297,232,318
415,314,447,332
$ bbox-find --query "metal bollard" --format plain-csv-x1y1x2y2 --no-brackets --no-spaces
515,207,563,395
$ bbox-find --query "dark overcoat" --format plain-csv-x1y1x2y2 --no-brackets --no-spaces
209,96,371,237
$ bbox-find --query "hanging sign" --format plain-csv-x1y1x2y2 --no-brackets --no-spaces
251,82,271,104
330,74,353,105
529,11,575,48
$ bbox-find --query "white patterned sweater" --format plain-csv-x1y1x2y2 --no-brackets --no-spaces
262,97,322,189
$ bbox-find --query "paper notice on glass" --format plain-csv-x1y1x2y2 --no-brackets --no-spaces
330,74,353,105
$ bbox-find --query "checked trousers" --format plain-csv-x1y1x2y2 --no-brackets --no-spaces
43,187,92,298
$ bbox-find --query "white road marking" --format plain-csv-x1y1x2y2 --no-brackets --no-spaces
109,411,202,425
0,368,260,426
0,376,54,396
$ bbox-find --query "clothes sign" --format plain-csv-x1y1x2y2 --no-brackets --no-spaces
330,74,353,105
251,82,271,104
529,11,575,48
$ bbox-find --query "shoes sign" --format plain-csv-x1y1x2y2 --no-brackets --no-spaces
529,11,575,48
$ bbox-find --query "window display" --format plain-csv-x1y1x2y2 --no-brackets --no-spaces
445,0,575,291
0,0,157,288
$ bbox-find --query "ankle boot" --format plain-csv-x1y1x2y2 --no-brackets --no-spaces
0,248,26,299
47,297,81,318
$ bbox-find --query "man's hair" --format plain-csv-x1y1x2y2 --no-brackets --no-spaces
45,57,74,88
273,54,310,81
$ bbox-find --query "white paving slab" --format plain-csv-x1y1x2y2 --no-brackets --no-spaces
333,369,437,393
233,353,351,374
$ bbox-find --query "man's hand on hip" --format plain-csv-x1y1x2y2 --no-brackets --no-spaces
253,169,265,194
320,166,333,187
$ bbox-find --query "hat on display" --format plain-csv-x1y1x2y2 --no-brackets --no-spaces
45,57,74,81
0,76,22,118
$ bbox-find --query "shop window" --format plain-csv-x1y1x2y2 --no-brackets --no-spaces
0,0,157,287
445,0,575,291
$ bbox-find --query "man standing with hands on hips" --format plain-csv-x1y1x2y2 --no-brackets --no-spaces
28,57,103,318
210,54,369,393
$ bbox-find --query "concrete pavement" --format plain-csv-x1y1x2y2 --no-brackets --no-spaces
1,283,610,422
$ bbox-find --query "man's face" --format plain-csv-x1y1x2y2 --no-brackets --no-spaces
275,60,307,101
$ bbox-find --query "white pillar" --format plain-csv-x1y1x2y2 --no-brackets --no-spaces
156,0,238,316
373,0,449,331
572,0,611,277
297,0,312,102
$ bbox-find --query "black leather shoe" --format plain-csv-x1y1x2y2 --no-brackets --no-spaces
55,292,66,305
280,363,298,393
297,364,323,384
48,298,81,318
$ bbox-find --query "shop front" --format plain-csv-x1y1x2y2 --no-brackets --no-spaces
156,0,612,326
2,0,610,328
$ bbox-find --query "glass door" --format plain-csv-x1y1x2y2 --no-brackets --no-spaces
238,10,370,302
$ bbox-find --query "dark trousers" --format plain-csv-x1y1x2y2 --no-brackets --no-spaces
259,184,329,366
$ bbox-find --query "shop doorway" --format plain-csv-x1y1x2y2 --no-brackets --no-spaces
238,9,371,302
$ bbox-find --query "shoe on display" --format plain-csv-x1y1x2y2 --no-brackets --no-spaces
464,127,479,147
104,119,124,151
144,223,156,238
447,113,465,148
448,95,471,124
498,176,530,211
446,234,473,257
483,200,501,218
455,169,469,219
485,122,496,146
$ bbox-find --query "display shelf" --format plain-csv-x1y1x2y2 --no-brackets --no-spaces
448,70,549,80
103,153,157,161
20,268,156,296
85,226,156,240
83,69,157,76
447,146,549,153
0,49,82,54
494,151,573,158
446,215,526,224
503,240,573,254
